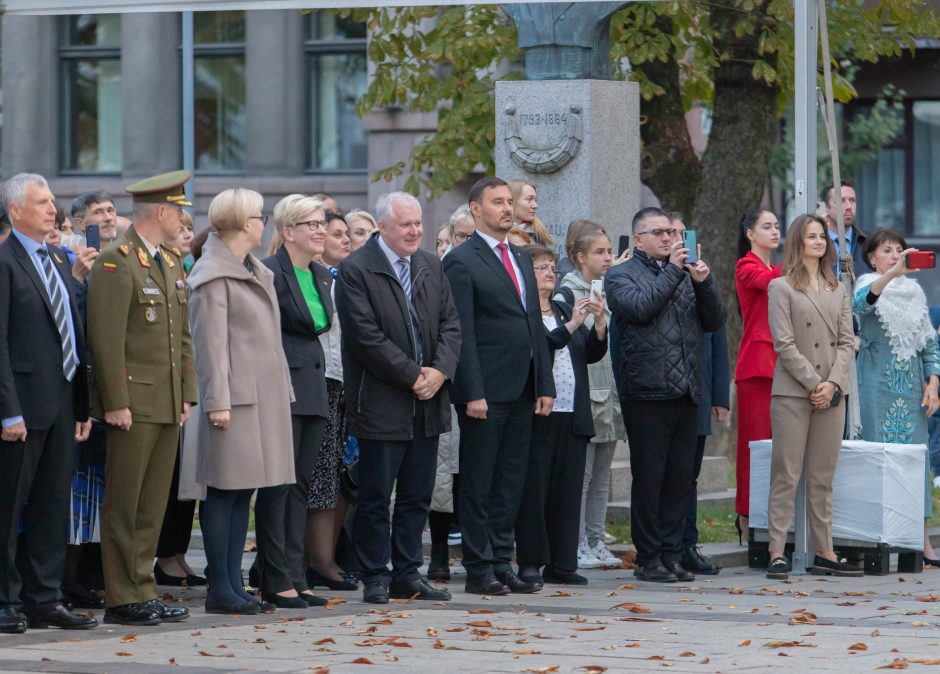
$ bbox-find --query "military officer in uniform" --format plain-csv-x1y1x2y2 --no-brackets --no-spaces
87,171,197,626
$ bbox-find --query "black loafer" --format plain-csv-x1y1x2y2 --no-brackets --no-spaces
925,557,940,568
153,562,187,587
634,560,678,583
26,604,98,630
256,600,277,613
389,578,452,601
0,606,26,634
766,556,791,580
204,598,260,615
300,592,329,607
144,599,189,623
63,584,106,609
306,567,359,591
680,546,720,575
812,555,863,577
363,582,389,604
541,568,588,585
662,559,695,583
104,603,162,626
426,563,451,581
464,577,510,596
496,571,541,593
262,593,308,609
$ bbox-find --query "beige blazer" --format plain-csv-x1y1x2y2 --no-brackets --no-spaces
767,276,854,398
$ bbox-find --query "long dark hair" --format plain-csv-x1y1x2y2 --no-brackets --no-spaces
737,210,768,260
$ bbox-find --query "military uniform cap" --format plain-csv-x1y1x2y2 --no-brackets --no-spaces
125,170,192,207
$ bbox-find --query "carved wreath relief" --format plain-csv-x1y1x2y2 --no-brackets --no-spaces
503,104,583,173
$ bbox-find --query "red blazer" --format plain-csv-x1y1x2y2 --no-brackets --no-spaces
734,251,781,382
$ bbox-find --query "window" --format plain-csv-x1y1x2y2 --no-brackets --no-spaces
193,10,246,172
60,14,122,172
849,99,940,238
305,12,368,171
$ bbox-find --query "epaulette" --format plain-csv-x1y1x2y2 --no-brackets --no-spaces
161,244,183,258
118,242,132,257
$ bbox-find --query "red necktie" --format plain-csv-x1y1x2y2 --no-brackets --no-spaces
496,242,522,299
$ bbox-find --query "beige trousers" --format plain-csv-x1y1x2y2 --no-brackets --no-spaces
767,394,845,553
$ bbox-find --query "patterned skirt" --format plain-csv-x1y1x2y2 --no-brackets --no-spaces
70,464,105,544
305,378,346,510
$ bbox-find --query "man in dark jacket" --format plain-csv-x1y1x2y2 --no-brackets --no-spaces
605,207,724,584
821,181,871,277
336,192,461,605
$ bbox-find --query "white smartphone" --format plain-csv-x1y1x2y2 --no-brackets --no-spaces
590,279,604,299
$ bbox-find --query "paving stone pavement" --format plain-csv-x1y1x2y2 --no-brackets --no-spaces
2,561,940,674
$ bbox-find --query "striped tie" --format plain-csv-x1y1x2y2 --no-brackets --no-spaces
38,248,78,382
396,258,412,299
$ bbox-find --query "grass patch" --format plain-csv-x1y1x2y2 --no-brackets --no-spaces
606,502,741,546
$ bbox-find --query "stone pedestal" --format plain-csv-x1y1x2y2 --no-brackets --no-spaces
495,79,640,248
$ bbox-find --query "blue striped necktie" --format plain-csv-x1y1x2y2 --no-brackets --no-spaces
396,258,412,298
38,248,78,382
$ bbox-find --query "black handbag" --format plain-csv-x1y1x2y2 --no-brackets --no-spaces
340,460,359,505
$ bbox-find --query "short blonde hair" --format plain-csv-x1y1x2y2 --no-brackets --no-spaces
208,188,263,233
274,194,325,233
181,209,194,231
345,209,377,230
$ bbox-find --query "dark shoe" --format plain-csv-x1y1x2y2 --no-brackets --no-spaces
247,564,260,589
766,556,791,580
144,599,189,623
680,546,720,575
262,593,308,609
0,606,26,634
735,515,743,546
153,562,187,587
924,557,940,568
63,585,105,609
518,573,544,586
257,600,277,613
541,568,588,585
306,567,358,591
204,598,260,615
185,574,207,586
426,564,450,581
300,592,329,607
465,577,510,596
27,604,98,630
363,582,389,604
812,555,863,577
634,560,678,583
496,570,542,593
662,559,695,583
104,603,162,626
389,578,452,601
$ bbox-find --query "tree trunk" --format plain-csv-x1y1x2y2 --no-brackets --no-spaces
692,1,780,458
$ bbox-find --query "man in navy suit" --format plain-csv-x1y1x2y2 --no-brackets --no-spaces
0,173,95,633
443,176,555,596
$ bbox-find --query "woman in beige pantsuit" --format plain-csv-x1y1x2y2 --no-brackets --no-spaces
765,214,859,580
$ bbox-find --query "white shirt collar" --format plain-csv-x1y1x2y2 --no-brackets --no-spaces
376,233,410,269
476,228,507,251
137,233,160,258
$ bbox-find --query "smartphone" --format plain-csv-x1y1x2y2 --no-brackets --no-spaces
906,251,936,270
85,224,101,251
590,279,604,299
682,229,698,264
617,235,630,257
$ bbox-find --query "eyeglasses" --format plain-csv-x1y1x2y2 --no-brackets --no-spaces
454,232,472,243
290,219,327,231
636,227,676,238
249,215,269,226
534,264,556,275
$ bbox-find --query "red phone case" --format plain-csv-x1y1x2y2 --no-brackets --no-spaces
907,251,936,269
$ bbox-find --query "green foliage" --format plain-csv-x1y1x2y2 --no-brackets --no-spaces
356,1,940,199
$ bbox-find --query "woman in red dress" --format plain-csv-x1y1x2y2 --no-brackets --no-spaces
734,210,782,537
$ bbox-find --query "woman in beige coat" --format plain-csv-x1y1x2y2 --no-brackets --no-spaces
765,213,858,581
187,188,295,614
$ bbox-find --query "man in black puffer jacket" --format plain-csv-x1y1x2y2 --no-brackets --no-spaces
605,207,724,584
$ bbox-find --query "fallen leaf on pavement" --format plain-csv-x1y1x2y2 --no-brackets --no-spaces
549,591,573,597
678,651,695,657
848,643,868,651
611,602,651,613
120,633,137,643
513,649,541,655
115,651,133,657
876,658,909,669
738,640,751,647
467,609,496,614
308,667,330,674
572,626,606,632
576,666,607,673
350,657,373,665
426,627,438,637
522,667,559,673
315,638,336,645
788,612,817,625
467,620,492,627
729,587,743,595
762,641,815,648
871,629,880,637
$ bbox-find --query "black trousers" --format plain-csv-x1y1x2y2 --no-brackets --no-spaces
255,414,326,593
0,381,74,611
156,444,196,558
621,396,698,567
354,409,438,585
457,386,535,580
681,435,708,549
515,413,587,574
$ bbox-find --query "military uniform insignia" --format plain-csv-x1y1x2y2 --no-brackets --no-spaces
118,243,131,256
53,252,63,264
176,278,185,289
102,262,117,273
161,250,176,268
144,276,154,286
136,248,151,268
145,307,158,323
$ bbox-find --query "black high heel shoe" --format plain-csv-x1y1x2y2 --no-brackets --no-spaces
306,567,359,591
154,562,187,586
735,515,743,546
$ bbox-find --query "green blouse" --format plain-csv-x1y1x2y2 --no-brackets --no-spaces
294,265,329,332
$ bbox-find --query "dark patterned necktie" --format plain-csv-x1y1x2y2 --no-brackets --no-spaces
38,248,78,382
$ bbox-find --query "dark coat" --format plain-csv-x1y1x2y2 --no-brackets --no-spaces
697,326,731,437
336,236,462,441
543,299,608,438
261,246,333,418
0,233,89,427
605,249,724,404
443,231,555,404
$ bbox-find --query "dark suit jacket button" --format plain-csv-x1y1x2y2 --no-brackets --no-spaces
806,322,812,327
814,343,819,347
830,342,835,347
815,364,821,370
315,363,320,369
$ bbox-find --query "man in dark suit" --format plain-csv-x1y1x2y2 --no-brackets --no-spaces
0,173,96,633
443,176,555,596
337,192,461,604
